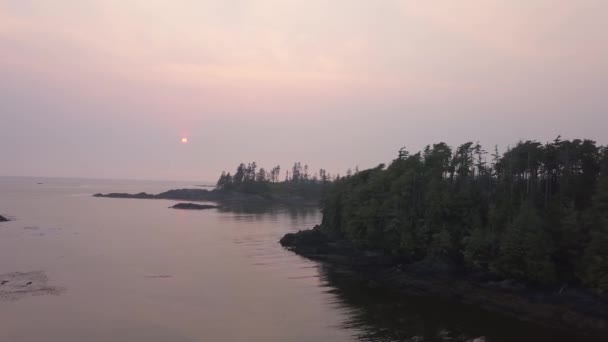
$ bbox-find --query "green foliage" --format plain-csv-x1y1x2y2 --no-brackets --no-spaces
581,219,608,294
495,203,555,284
215,161,332,200
580,159,608,293
320,139,608,292
463,226,495,271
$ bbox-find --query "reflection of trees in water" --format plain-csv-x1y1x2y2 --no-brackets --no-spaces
218,203,320,224
317,264,599,342
318,264,466,342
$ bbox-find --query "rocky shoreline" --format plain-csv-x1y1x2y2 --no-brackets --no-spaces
94,188,319,206
279,226,608,338
170,203,219,210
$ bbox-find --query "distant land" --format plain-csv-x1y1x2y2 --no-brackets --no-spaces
94,188,317,206
95,161,333,206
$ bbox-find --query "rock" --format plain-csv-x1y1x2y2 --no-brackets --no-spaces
93,192,155,199
485,279,526,292
279,233,297,246
170,203,219,210
280,227,608,338
279,225,326,247
408,257,459,276
0,215,8,222
467,337,486,342
436,329,454,341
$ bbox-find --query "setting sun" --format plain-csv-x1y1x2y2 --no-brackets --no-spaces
2,1,607,340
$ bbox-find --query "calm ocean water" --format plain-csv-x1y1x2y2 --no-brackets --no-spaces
0,177,600,342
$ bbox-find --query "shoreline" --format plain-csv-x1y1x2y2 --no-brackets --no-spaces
93,188,320,206
279,226,608,337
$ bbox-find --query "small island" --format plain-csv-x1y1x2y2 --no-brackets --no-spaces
94,161,334,206
170,203,219,210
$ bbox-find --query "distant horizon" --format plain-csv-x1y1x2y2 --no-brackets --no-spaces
2,1,606,181
0,174,212,184
2,135,607,182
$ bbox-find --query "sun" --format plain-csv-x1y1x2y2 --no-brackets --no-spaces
181,137,188,144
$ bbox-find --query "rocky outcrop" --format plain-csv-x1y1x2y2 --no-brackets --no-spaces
0,215,9,222
170,203,219,210
93,192,155,199
279,227,608,338
280,225,327,247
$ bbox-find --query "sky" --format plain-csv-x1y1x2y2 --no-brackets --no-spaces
1,0,606,182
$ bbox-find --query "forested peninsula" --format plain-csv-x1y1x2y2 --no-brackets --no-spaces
281,138,608,334
95,162,333,205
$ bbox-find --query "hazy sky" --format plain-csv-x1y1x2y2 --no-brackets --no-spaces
1,1,606,181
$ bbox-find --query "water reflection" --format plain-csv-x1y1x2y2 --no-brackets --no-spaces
217,202,603,342
218,202,320,223
317,263,603,342
2,177,602,342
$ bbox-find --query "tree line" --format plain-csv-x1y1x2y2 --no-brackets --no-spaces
216,162,336,199
320,137,608,293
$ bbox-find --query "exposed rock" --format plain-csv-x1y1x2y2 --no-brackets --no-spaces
170,203,219,210
467,337,487,342
279,226,608,338
93,192,154,199
484,279,526,292
280,225,327,248
0,215,9,222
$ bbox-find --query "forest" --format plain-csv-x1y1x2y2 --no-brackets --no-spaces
216,161,334,200
320,138,608,293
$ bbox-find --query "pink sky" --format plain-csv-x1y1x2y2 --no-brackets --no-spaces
1,0,607,181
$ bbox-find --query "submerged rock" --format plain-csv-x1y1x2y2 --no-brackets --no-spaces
170,203,219,210
0,271,64,301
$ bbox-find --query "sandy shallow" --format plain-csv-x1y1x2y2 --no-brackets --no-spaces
0,271,64,301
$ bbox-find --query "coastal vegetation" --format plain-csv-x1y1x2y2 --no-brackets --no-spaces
94,162,335,205
317,138,608,294
215,162,334,201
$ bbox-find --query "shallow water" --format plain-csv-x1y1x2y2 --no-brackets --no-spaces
0,177,601,342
